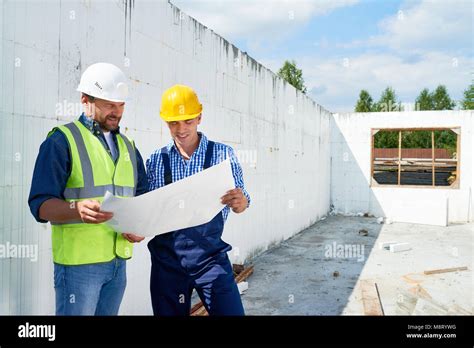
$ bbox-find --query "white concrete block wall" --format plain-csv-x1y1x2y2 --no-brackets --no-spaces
330,110,474,225
1,0,331,314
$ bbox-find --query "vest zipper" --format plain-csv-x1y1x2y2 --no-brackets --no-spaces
111,147,119,195
92,125,123,259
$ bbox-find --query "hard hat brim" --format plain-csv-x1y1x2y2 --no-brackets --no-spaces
77,87,127,103
160,111,201,122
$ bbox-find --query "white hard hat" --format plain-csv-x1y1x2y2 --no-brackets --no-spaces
77,62,129,102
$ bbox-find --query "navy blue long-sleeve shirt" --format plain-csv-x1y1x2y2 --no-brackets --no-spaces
28,114,148,223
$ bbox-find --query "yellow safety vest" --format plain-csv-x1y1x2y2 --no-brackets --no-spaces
48,121,137,265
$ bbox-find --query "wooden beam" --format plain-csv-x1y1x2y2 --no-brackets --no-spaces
190,301,204,314
424,266,468,275
191,305,208,316
431,131,435,187
235,266,254,283
397,131,401,186
454,128,461,187
371,129,375,186
372,127,461,132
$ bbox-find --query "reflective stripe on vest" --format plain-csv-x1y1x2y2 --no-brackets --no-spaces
49,121,137,265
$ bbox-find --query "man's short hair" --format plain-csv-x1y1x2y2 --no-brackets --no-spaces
82,93,95,102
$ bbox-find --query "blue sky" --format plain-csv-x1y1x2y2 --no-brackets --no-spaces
172,0,473,112
232,0,402,58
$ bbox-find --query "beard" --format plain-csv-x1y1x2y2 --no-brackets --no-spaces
97,114,121,131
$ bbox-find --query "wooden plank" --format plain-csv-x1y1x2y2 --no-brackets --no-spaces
191,305,208,316
190,301,204,314
235,266,254,283
371,126,461,132
360,280,384,316
423,266,468,275
372,183,458,190
370,129,375,186
397,131,401,186
375,158,457,163
431,131,435,187
455,129,461,187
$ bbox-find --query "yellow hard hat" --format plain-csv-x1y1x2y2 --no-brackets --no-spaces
159,84,202,122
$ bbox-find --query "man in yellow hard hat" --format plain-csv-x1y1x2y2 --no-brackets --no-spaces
28,62,148,315
146,84,251,315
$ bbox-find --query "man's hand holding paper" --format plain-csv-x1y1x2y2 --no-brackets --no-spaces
101,158,235,237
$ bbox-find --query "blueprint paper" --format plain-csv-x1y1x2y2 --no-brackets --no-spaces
101,159,234,237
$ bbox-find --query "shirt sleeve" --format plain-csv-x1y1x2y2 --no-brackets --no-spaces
134,147,148,196
146,155,155,192
227,146,251,208
146,150,163,192
28,130,71,223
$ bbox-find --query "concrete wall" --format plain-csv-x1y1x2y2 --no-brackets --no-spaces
0,0,331,314
330,111,474,226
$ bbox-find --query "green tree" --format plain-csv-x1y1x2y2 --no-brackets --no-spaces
432,85,455,110
355,90,375,112
402,130,432,148
375,87,402,112
461,82,474,110
277,60,307,93
415,88,434,110
374,130,399,148
435,130,457,155
401,130,456,154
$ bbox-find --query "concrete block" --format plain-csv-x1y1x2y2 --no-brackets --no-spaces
237,281,248,294
379,241,398,250
390,243,411,253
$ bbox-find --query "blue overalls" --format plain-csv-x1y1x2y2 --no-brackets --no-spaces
148,141,245,316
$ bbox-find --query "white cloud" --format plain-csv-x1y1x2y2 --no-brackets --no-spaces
369,0,472,54
274,0,473,112
299,52,471,112
171,0,359,41
172,0,472,112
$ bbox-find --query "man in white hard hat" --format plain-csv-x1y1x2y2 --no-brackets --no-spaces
28,62,148,315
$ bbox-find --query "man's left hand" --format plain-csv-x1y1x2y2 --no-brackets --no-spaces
221,188,248,214
123,233,145,243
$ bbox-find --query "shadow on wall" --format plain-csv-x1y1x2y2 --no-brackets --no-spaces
330,118,386,218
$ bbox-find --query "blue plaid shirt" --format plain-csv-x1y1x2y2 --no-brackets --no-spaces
146,133,251,222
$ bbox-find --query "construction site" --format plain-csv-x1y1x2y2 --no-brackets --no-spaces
0,0,472,318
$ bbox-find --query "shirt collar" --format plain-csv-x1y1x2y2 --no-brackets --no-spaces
167,132,208,157
79,113,120,136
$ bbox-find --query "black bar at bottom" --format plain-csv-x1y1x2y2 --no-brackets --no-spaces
0,315,472,346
